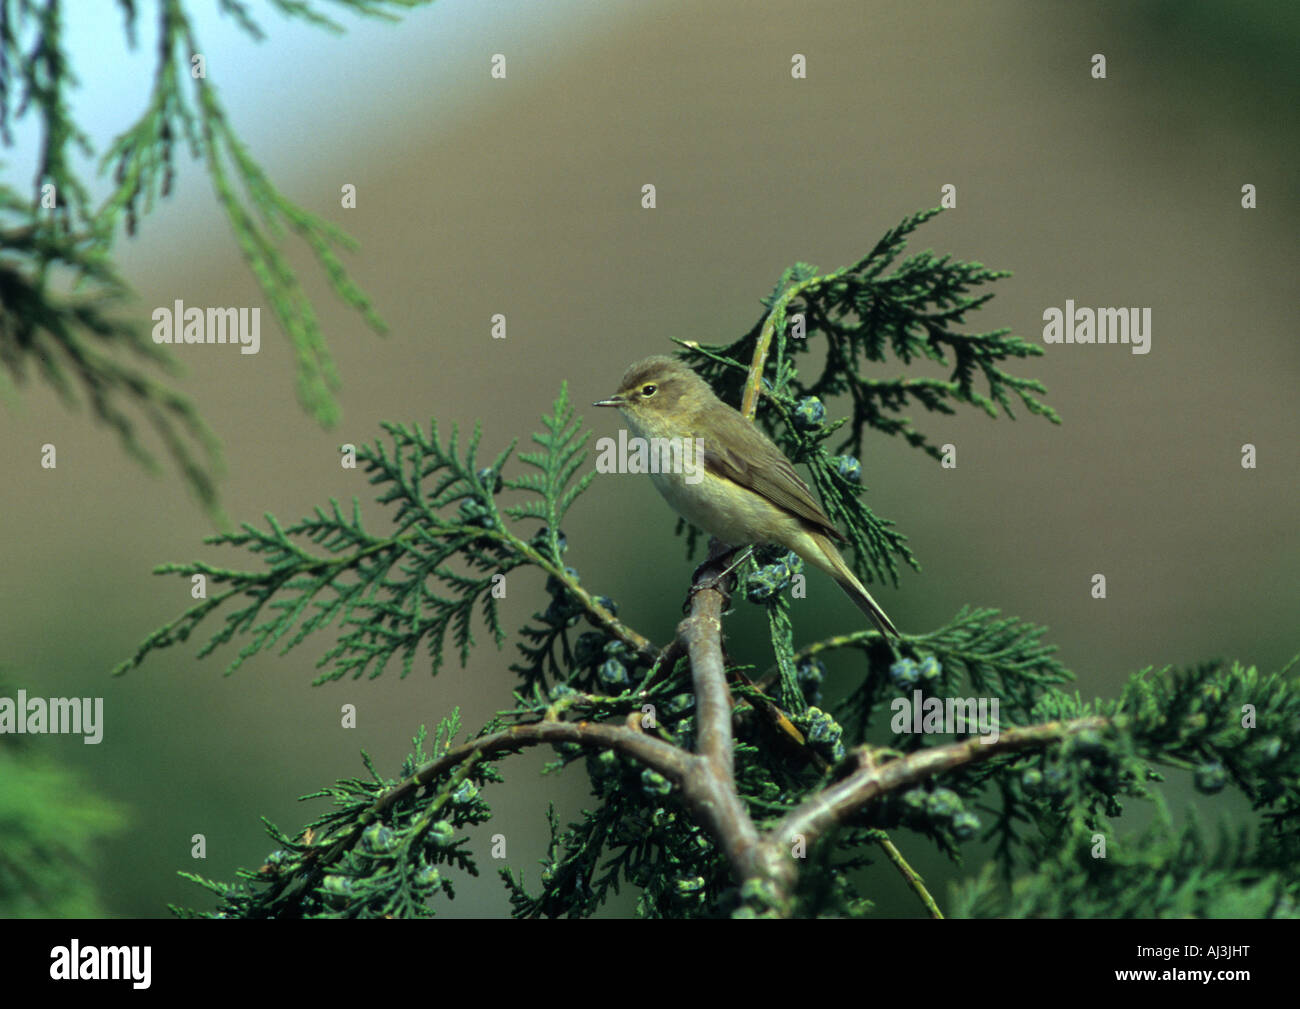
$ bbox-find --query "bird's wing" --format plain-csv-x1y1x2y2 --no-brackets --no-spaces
701,408,845,542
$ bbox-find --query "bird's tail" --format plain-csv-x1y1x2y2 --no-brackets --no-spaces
805,532,900,639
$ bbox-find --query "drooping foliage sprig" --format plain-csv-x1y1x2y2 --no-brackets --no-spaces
0,176,225,514
0,1,411,514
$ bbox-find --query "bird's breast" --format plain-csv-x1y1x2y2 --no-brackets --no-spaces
649,467,789,547
617,410,795,546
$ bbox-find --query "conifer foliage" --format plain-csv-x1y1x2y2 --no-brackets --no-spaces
116,210,1300,918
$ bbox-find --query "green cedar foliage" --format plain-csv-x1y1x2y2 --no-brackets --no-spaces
117,210,1299,918
0,675,129,917
0,1,401,517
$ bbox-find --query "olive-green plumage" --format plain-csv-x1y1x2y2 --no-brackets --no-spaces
594,355,899,638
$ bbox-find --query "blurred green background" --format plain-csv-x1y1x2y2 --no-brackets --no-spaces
0,0,1296,917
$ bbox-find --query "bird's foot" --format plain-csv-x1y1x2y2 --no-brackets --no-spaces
684,546,752,612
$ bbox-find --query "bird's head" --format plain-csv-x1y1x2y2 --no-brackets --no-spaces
593,356,715,431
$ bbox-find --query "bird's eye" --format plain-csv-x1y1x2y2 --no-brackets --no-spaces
641,384,657,397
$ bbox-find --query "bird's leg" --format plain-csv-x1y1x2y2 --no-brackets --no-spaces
713,545,754,585
685,545,752,612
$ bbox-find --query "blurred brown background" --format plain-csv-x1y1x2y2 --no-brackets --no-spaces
1,0,1295,916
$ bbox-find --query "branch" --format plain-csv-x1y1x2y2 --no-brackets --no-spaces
416,719,689,791
776,717,1110,849
673,543,778,895
682,546,738,772
262,715,689,906
873,832,944,919
740,311,777,420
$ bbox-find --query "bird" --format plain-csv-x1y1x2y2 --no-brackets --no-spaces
594,355,899,638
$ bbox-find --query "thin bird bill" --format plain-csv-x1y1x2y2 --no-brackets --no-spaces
592,396,624,407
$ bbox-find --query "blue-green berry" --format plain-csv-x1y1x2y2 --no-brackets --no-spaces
925,788,963,821
793,396,826,430
1194,761,1228,794
890,659,921,688
427,820,455,848
666,693,696,716
453,780,479,805
675,876,706,897
951,810,981,840
476,466,503,494
801,707,846,762
1021,768,1044,795
321,875,353,897
803,708,836,744
593,749,619,774
641,769,673,796
591,595,618,617
901,788,929,823
598,658,629,688
362,823,396,853
415,864,442,888
834,455,862,482
918,655,942,682
768,563,794,591
745,565,784,602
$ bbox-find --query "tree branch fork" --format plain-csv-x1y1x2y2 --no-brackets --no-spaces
332,544,1106,917
324,314,1107,916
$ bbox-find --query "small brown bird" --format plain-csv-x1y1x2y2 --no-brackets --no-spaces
594,356,899,638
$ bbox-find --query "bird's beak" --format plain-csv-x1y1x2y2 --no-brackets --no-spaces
592,395,624,408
